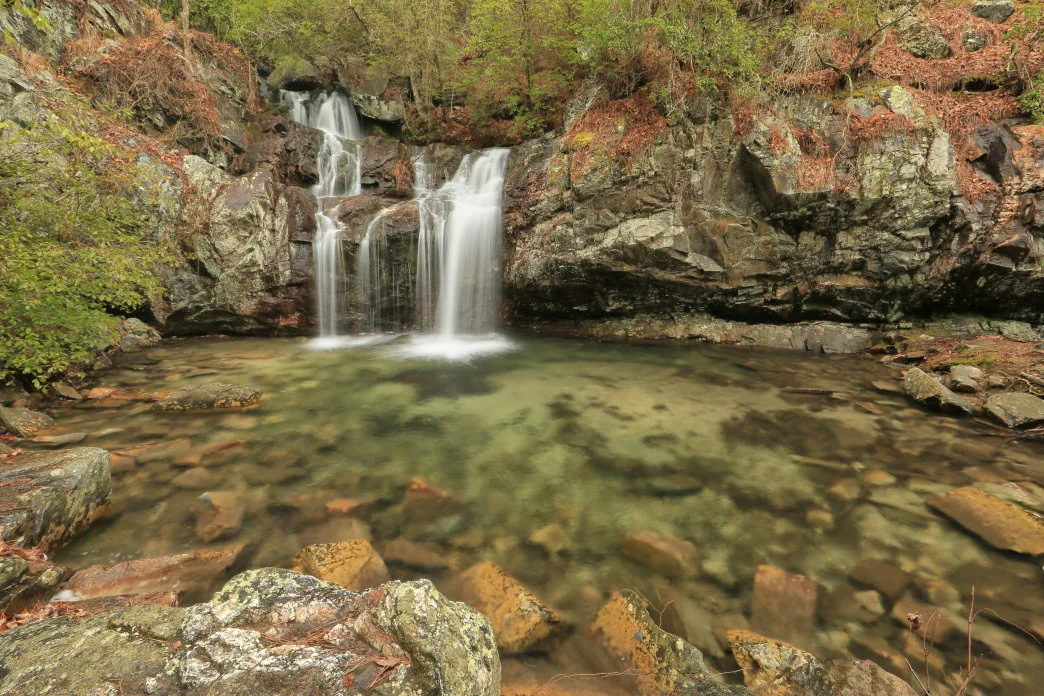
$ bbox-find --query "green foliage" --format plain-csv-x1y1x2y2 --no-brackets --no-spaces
0,115,169,386
1019,71,1044,124
2,0,51,45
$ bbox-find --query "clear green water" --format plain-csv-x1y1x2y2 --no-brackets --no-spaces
44,334,1043,694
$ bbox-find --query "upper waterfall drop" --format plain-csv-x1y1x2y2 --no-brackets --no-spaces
281,90,365,342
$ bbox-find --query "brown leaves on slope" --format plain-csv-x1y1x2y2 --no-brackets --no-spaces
565,92,669,180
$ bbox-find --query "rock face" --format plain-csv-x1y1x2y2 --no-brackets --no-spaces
984,392,1044,428
728,630,918,696
0,448,111,552
929,486,1044,555
155,383,262,411
291,540,390,590
502,85,1044,337
456,561,563,654
0,405,54,437
590,590,753,696
0,569,501,696
902,368,974,414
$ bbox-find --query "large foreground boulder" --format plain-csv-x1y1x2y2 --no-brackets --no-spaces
0,448,111,552
0,569,501,696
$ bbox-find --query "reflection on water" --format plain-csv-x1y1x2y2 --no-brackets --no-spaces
45,334,1043,694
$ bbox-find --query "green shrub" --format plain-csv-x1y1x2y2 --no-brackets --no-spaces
0,114,169,386
1019,71,1044,124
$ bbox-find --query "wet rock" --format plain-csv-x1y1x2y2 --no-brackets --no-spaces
0,569,501,696
591,590,752,696
86,387,115,399
620,531,701,579
31,432,87,447
928,486,1044,555
155,382,262,411
0,448,111,552
871,379,903,394
819,583,881,625
849,558,910,600
0,405,54,437
728,630,918,696
58,545,244,601
382,539,453,571
751,565,820,647
324,497,369,516
291,539,389,590
852,590,885,616
971,0,1014,23
191,491,245,542
903,368,973,415
171,467,219,489
529,522,571,556
0,554,67,614
948,365,982,393
457,561,563,654
984,392,1044,429
399,477,467,524
52,384,82,400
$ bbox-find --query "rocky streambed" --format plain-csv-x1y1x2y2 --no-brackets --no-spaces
0,332,1042,695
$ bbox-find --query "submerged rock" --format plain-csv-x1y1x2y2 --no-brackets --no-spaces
456,561,563,654
984,392,1044,428
0,405,54,437
0,569,501,696
590,590,752,696
291,540,390,591
902,368,974,414
929,486,1044,555
0,448,111,552
728,630,918,696
191,491,245,542
620,531,701,579
58,545,244,601
155,382,262,411
751,565,820,647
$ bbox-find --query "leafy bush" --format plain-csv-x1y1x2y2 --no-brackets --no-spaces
1020,71,1044,123
0,114,169,386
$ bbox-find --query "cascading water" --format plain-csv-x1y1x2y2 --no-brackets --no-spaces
401,148,513,359
357,209,391,334
281,90,364,341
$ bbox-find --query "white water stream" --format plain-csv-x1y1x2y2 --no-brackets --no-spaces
282,90,363,340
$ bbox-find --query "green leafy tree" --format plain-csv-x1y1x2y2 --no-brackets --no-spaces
0,116,169,386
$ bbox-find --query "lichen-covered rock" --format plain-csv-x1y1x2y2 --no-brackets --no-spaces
903,368,974,414
0,405,54,437
0,555,67,615
591,590,753,696
0,448,111,552
291,540,390,591
0,569,501,696
984,392,1044,428
897,17,952,59
456,561,563,654
155,383,262,411
728,630,917,696
971,0,1014,23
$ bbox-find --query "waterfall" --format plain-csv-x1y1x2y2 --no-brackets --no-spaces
357,209,391,334
281,90,364,340
402,148,513,359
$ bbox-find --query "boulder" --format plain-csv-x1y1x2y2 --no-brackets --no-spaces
620,531,700,579
0,405,54,437
949,364,982,393
267,57,324,90
590,591,753,696
929,486,1044,555
191,491,245,542
728,630,918,696
58,545,244,601
291,540,390,590
456,561,563,654
0,448,111,552
51,384,82,400
155,383,262,411
0,569,501,696
984,392,1044,428
751,565,820,647
898,17,952,59
971,0,1014,23
0,554,67,614
902,368,974,414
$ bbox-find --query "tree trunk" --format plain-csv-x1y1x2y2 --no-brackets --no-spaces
181,0,192,63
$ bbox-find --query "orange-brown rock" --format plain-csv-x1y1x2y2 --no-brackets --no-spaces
59,545,244,601
382,539,453,571
290,540,389,591
619,531,700,579
325,497,369,516
191,491,245,542
400,477,466,524
751,565,820,647
589,590,723,696
457,561,563,654
929,486,1044,556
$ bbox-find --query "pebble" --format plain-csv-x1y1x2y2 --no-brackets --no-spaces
828,478,862,502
